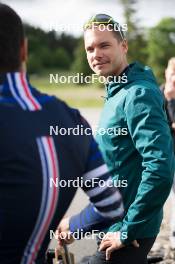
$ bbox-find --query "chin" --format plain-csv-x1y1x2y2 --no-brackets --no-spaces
99,71,111,78
93,69,108,77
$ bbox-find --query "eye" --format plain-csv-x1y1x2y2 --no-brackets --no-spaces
86,47,94,53
101,43,110,48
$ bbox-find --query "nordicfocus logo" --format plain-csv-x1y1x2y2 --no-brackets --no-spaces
50,230,128,241
49,177,128,188
43,22,128,34
49,125,128,137
49,73,128,85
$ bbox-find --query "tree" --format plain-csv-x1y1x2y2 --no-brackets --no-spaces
24,24,79,73
147,17,175,84
53,48,71,69
120,0,148,64
71,38,92,83
27,54,43,74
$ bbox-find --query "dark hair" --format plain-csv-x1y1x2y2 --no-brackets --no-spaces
0,3,25,72
84,14,126,42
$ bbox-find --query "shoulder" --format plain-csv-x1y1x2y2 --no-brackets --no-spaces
125,81,164,106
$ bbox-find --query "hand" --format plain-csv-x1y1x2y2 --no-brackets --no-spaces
99,232,139,261
57,217,74,249
99,232,124,260
58,217,70,233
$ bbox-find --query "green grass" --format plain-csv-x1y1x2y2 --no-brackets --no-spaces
30,72,105,108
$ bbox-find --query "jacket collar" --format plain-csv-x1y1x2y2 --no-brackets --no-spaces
105,64,131,99
0,72,41,111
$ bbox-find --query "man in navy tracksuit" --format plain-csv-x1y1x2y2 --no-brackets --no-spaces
0,4,124,264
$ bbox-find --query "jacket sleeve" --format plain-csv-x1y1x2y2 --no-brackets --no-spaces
120,86,175,245
69,121,124,237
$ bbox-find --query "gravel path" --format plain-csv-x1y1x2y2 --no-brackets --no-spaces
149,197,175,264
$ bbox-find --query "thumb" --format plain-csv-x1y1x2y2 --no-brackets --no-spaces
132,240,139,248
106,246,114,261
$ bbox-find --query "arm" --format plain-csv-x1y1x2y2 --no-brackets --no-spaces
119,86,174,245
58,116,124,238
69,136,124,235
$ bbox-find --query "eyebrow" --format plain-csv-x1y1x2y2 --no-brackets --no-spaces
99,41,110,46
86,41,111,50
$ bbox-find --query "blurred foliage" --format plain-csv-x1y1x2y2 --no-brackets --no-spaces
120,0,148,64
147,17,175,84
25,24,79,73
25,1,175,86
120,0,175,84
53,48,71,69
71,38,92,84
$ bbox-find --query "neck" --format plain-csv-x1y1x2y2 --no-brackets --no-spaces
115,59,128,76
19,62,27,73
0,64,25,74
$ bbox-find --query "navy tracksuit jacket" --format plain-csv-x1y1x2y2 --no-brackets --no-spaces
0,72,123,263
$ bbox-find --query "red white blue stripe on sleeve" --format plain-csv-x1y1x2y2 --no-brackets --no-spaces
7,72,41,111
70,163,124,236
21,136,59,264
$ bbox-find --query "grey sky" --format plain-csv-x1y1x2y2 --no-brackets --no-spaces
1,0,175,35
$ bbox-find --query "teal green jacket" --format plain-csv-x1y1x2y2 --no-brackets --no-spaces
96,62,174,245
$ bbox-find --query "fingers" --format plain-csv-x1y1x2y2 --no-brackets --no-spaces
103,232,117,240
106,246,115,261
58,231,74,245
55,247,60,260
102,232,119,244
99,241,111,251
58,238,63,247
104,240,139,260
132,240,139,248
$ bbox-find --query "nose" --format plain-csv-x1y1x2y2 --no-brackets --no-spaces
93,48,102,60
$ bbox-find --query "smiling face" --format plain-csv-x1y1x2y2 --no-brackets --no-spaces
84,26,128,77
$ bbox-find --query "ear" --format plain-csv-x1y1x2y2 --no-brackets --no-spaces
121,40,128,54
20,38,28,63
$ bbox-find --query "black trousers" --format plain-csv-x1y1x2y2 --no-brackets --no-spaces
83,237,156,264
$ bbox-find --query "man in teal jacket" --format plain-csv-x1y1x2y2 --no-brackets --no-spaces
83,14,175,264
